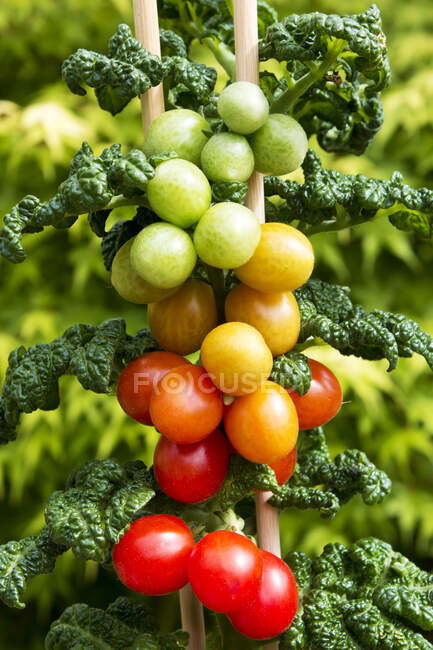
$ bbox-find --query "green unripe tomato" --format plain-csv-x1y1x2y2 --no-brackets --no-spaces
200,133,255,182
217,81,269,135
131,223,197,289
142,109,209,165
249,114,308,176
147,159,211,228
193,203,261,269
111,239,177,304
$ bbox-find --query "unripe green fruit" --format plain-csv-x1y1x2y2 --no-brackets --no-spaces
218,81,269,135
250,114,308,176
142,109,209,165
131,223,197,289
111,239,177,304
200,133,255,182
194,203,261,269
147,159,211,228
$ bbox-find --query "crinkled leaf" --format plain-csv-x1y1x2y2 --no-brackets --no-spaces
271,352,312,395
260,6,391,154
0,143,154,264
270,428,391,518
0,319,159,442
62,24,163,114
163,57,217,110
211,181,248,205
0,527,65,609
45,460,154,562
265,150,433,238
294,279,433,370
159,29,188,57
281,537,433,649
46,597,188,649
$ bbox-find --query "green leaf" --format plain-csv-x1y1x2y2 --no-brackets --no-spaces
295,279,433,370
62,24,163,115
0,143,155,264
211,181,248,205
270,427,391,518
264,150,433,238
46,597,188,649
271,352,312,395
163,57,217,110
260,6,391,154
281,537,433,649
0,319,159,442
0,528,65,609
45,460,154,562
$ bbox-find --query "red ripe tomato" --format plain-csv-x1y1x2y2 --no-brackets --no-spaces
288,359,343,430
188,530,263,613
112,515,195,595
228,550,298,640
270,447,297,486
149,364,224,443
116,351,189,424
153,429,230,503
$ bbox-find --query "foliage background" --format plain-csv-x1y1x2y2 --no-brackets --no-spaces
0,0,432,647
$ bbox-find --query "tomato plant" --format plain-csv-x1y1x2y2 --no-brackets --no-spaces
288,359,343,430
224,380,298,463
188,531,263,613
149,364,224,443
1,3,433,649
153,428,230,503
112,515,195,595
201,322,273,395
148,278,218,355
228,550,298,639
116,351,189,425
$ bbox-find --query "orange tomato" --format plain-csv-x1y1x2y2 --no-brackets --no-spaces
224,381,298,464
200,322,273,396
235,223,314,292
149,364,223,444
225,284,300,356
148,279,217,355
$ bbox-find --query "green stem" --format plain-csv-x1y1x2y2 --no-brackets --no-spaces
270,39,346,114
205,264,226,323
202,37,236,80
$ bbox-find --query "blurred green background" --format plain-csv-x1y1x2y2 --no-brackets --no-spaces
1,0,433,647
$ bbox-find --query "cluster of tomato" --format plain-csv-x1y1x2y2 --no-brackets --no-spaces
111,81,343,641
110,81,309,311
113,517,298,641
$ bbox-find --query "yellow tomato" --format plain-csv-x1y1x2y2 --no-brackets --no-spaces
224,381,298,464
225,284,300,356
200,322,273,396
235,223,314,292
148,279,217,355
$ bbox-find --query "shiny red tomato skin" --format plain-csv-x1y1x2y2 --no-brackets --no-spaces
149,364,224,443
288,359,343,430
188,530,263,613
112,515,195,595
154,429,230,503
270,447,297,486
228,550,298,640
116,351,189,424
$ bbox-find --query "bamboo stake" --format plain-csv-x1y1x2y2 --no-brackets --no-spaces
132,2,205,648
234,1,280,647
132,0,165,132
